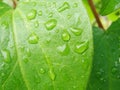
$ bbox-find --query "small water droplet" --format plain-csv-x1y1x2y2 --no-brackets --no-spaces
62,32,70,42
48,12,53,18
55,29,59,33
26,48,31,57
1,49,11,63
74,41,89,54
49,69,56,81
70,27,83,36
38,10,42,16
1,22,8,29
1,72,5,77
46,38,51,43
39,68,45,74
111,67,117,74
28,33,39,44
34,74,41,83
73,3,78,8
34,21,39,28
45,19,57,30
58,2,70,12
117,75,120,79
96,71,102,78
27,9,37,20
23,56,29,63
57,44,70,55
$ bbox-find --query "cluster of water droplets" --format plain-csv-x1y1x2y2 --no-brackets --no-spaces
24,1,89,82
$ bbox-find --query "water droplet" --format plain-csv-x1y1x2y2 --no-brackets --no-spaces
62,32,70,42
27,9,37,20
26,48,31,57
49,69,56,81
117,75,120,79
58,2,70,12
45,19,57,30
46,38,51,43
73,3,78,8
23,56,29,63
55,29,59,33
34,21,39,28
1,49,11,63
28,33,39,44
96,71,102,78
111,67,117,74
48,12,53,18
1,72,5,77
38,10,42,16
74,41,89,54
70,27,83,36
34,74,41,83
39,68,45,74
1,22,8,29
57,44,70,55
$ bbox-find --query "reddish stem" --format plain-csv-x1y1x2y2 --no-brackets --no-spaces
88,0,104,30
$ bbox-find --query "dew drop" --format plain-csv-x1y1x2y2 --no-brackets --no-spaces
34,74,41,83
48,12,53,18
1,49,11,63
70,27,83,36
62,32,70,42
57,44,70,55
34,21,39,28
28,33,39,44
39,68,45,74
74,41,89,54
58,2,70,12
73,3,78,8
38,10,43,16
45,19,57,30
49,69,56,81
27,9,37,20
111,67,117,74
26,48,31,57
23,56,29,63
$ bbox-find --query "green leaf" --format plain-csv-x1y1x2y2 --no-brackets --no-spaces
0,0,93,89
100,0,120,15
0,2,12,17
87,19,120,90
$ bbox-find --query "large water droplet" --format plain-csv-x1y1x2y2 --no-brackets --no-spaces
1,49,11,63
28,33,39,44
62,32,70,42
58,2,70,12
57,44,70,55
74,41,88,54
49,69,56,81
27,9,37,20
45,19,57,30
70,27,83,36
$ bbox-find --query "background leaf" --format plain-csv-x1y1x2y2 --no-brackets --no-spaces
100,0,120,15
87,19,120,90
0,0,93,89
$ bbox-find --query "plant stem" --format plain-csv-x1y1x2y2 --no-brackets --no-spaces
88,0,104,30
12,0,17,9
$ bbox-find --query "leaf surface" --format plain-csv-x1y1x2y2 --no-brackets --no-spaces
100,0,120,15
0,0,93,90
87,19,120,90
